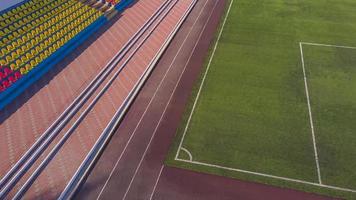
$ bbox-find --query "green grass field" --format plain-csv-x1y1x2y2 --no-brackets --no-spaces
166,0,356,199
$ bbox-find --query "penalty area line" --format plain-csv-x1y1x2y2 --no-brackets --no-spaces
299,42,322,184
300,42,356,50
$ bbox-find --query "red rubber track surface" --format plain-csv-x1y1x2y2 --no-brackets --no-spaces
0,0,194,199
76,0,336,199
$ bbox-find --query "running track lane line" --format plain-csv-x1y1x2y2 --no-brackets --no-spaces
92,1,185,198
122,0,220,199
95,0,209,199
149,165,164,200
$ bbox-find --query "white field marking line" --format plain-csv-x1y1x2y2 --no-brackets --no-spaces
299,42,322,184
180,147,193,161
175,0,234,160
176,158,356,193
149,165,164,200
122,0,218,199
301,42,356,50
95,0,202,199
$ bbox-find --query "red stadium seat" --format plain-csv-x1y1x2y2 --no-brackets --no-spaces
8,75,16,84
3,67,12,76
3,80,10,89
14,71,22,80
0,72,4,81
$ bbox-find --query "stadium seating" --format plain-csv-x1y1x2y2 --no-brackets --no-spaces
0,65,21,92
0,0,103,92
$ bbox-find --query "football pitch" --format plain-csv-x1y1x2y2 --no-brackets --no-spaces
166,0,356,198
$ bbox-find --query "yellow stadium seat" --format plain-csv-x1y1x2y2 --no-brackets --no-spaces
44,50,49,56
1,49,8,55
20,67,26,75
6,56,12,63
6,45,12,51
10,64,16,71
11,42,17,48
25,64,32,71
21,57,27,63
26,53,31,59
11,52,17,59
30,60,36,67
16,60,22,66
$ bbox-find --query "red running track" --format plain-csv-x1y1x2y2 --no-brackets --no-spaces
76,0,336,199
0,0,195,199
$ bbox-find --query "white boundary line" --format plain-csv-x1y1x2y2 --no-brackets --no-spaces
122,0,220,199
149,165,164,200
180,147,193,161
175,0,234,160
299,42,322,184
176,158,356,193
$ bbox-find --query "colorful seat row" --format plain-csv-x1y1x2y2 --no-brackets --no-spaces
0,0,103,92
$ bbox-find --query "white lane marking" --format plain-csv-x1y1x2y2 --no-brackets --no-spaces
299,42,322,184
96,0,204,198
122,0,219,199
176,158,356,193
175,0,234,160
149,165,164,200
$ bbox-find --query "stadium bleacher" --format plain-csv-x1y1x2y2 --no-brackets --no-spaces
0,0,103,92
